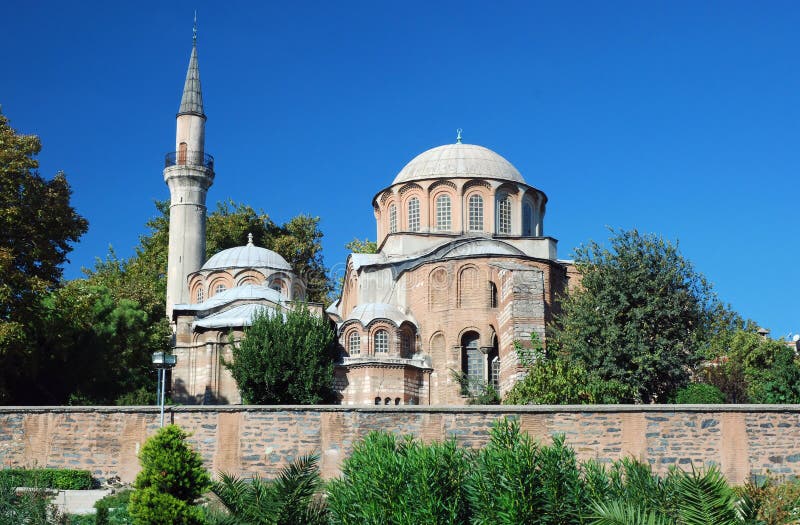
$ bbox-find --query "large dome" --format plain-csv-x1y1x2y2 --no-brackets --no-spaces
393,143,525,185
202,240,292,272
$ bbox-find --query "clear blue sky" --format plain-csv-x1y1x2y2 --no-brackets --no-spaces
3,1,798,338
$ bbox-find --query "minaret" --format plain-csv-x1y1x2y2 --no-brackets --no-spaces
164,21,214,320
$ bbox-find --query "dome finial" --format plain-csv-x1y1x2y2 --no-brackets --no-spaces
193,10,198,44
247,232,254,246
456,128,463,144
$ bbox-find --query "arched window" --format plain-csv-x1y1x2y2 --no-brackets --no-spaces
374,397,381,405
214,283,227,295
178,142,188,164
389,204,397,234
523,202,533,236
407,197,420,232
497,194,512,234
374,330,389,354
270,279,284,294
468,194,483,231
461,331,483,394
348,331,361,355
401,330,413,357
435,194,451,231
196,287,204,303
489,282,498,308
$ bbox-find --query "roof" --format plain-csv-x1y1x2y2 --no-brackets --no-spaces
202,239,292,272
175,284,285,313
344,303,416,328
393,143,525,184
192,303,280,329
178,43,204,116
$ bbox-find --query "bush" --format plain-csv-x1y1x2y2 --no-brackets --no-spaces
128,425,209,525
466,418,589,524
0,468,94,490
327,431,471,524
673,382,726,404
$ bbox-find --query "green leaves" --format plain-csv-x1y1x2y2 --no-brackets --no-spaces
551,229,717,402
227,305,335,405
129,425,209,525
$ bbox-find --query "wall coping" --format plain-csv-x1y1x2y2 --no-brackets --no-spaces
0,404,798,414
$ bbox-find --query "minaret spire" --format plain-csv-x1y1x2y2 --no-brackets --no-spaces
178,15,204,117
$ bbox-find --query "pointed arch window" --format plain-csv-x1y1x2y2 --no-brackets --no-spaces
497,194,512,235
374,330,389,354
389,204,397,233
348,331,361,355
468,194,484,231
435,194,451,231
407,197,420,232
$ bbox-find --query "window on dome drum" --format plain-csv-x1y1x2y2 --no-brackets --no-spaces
374,330,389,353
196,288,204,303
389,204,397,233
349,332,361,355
214,284,227,295
497,195,512,234
407,197,420,232
523,202,533,236
461,331,483,395
435,194,451,231
374,397,381,405
468,194,483,231
270,280,283,293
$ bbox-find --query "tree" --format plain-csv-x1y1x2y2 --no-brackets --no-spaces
0,109,88,402
128,425,209,525
504,335,633,405
551,229,717,402
344,238,378,254
226,305,336,404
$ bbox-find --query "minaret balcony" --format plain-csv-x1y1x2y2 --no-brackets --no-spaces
165,150,214,171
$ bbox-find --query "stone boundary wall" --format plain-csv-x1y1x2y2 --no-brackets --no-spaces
1,405,798,486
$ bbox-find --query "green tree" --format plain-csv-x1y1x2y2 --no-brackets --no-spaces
0,110,88,403
345,238,378,254
226,305,336,404
551,229,717,402
504,335,632,405
128,425,209,525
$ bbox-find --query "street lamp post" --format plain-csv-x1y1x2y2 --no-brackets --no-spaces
152,352,177,427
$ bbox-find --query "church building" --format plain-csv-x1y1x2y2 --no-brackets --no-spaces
163,35,575,405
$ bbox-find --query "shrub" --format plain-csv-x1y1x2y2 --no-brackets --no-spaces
673,382,726,404
210,454,327,525
0,468,94,490
466,418,589,524
327,431,471,524
128,425,209,525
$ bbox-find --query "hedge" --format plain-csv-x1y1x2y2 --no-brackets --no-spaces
0,468,94,490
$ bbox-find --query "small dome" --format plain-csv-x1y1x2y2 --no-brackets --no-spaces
202,243,292,272
393,143,525,185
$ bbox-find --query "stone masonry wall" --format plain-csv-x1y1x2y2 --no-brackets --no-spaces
1,406,799,486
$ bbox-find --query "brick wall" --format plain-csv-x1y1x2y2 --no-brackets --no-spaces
1,405,798,486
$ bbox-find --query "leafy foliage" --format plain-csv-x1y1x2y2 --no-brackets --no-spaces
466,418,589,524
0,468,94,490
209,454,327,525
0,475,65,525
226,305,336,404
504,334,633,404
737,476,800,524
551,229,718,402
0,110,88,404
128,425,209,525
344,238,378,254
326,431,472,525
673,383,726,404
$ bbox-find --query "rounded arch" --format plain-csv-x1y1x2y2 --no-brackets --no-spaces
402,192,423,232
428,266,450,311
208,275,231,296
431,190,454,232
457,264,484,308
346,328,362,356
460,330,483,392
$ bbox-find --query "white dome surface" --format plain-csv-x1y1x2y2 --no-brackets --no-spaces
393,143,525,184
202,243,292,272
